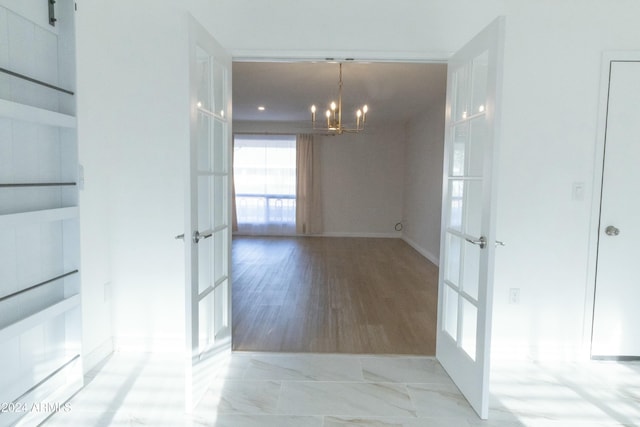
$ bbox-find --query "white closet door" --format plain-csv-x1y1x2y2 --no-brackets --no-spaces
591,60,640,358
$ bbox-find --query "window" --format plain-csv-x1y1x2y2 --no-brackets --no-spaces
233,134,296,235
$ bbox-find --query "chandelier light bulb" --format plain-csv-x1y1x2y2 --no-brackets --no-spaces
311,105,316,113
330,101,337,111
356,109,362,118
363,105,368,114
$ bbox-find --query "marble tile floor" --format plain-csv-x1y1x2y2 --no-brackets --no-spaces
41,352,640,427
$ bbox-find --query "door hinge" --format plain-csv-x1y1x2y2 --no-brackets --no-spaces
48,0,57,26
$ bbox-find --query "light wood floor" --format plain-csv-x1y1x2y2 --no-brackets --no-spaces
231,236,439,355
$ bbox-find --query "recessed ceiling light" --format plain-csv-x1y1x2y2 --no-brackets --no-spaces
258,106,265,111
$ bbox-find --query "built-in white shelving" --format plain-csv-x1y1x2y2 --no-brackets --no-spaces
0,98,76,128
0,206,78,228
0,294,80,342
0,2,83,425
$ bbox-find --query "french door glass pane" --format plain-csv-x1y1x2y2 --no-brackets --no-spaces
448,180,483,237
213,176,226,228
468,118,487,177
213,229,227,282
464,180,483,238
461,298,478,360
462,241,480,300
444,284,459,340
212,61,226,117
198,238,212,293
196,46,211,110
197,115,211,172
199,293,213,352
445,233,462,286
214,279,228,337
198,175,212,231
452,65,469,122
445,233,480,301
471,51,489,116
448,180,464,230
451,123,468,176
213,118,225,173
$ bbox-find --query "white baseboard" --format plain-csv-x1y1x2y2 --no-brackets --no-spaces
321,231,402,239
114,335,184,354
402,236,439,265
491,343,586,363
83,337,114,374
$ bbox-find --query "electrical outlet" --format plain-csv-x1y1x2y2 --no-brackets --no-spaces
509,288,520,304
572,182,585,201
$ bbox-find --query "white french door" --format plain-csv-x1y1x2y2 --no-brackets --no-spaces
591,60,640,358
184,16,233,410
436,17,504,419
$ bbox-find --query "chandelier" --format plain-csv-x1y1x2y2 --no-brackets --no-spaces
310,63,368,135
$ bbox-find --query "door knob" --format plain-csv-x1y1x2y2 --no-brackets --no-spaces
193,230,213,243
605,225,620,236
465,236,487,249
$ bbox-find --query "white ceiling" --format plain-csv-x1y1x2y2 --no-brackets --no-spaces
232,61,448,128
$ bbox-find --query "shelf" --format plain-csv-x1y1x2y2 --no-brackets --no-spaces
0,270,79,303
0,98,76,128
0,207,79,229
0,294,80,343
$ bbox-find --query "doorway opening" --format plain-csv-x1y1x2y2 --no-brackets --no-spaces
230,60,448,355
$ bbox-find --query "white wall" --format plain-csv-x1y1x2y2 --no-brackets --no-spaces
234,121,405,237
208,0,503,59
75,0,114,369
76,0,222,360
76,0,640,363
211,0,640,361
492,1,640,361
319,127,405,237
402,106,446,265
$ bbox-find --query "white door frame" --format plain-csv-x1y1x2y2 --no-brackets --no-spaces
228,18,504,418
584,51,640,360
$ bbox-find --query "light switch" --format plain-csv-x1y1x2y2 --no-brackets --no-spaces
572,182,584,201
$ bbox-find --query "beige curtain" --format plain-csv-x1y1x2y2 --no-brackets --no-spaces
296,134,322,234
231,136,238,232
